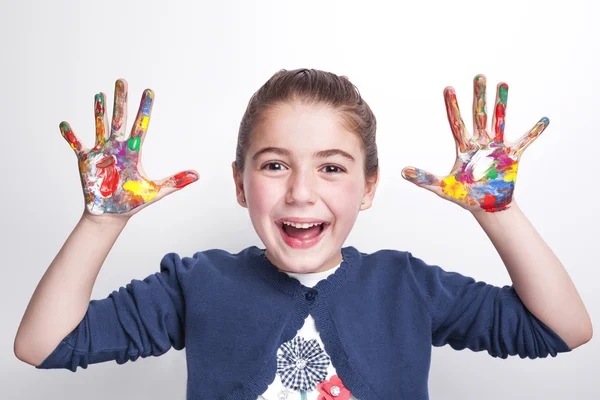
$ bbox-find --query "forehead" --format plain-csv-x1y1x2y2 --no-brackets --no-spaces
250,102,362,154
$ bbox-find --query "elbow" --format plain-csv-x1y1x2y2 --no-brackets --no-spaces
14,337,34,366
567,321,593,350
583,322,594,345
580,317,594,346
14,336,44,367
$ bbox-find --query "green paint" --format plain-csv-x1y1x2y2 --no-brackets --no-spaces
499,85,508,105
300,390,307,400
60,121,70,132
128,136,140,151
486,168,498,180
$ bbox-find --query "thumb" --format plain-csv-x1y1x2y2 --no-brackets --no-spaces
401,166,442,191
163,169,200,189
153,169,200,201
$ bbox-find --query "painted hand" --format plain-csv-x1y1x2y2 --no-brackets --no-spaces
401,74,548,213
60,79,199,216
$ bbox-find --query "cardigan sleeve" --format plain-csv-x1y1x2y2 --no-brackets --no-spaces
407,252,572,359
36,252,195,371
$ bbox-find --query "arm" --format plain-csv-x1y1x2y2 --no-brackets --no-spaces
471,201,592,349
14,79,198,367
402,74,592,351
14,213,128,366
409,251,572,358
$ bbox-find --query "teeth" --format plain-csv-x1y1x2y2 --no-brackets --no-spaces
282,221,323,229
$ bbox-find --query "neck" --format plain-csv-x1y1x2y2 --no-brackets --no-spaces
265,249,343,274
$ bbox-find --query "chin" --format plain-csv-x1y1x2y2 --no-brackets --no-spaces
257,217,346,272
267,240,342,274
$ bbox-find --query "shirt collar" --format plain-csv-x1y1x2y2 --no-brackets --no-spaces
284,263,341,288
246,246,361,298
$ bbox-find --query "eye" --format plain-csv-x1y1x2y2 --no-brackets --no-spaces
261,162,344,173
262,162,287,171
320,165,345,174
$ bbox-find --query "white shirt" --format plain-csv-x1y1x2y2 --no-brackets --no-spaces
258,263,358,400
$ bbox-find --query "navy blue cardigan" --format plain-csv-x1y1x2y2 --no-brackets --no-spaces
37,246,571,399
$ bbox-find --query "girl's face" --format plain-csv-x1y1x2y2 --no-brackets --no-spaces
233,101,378,273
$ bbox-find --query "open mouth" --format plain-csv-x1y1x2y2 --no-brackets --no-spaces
276,220,330,249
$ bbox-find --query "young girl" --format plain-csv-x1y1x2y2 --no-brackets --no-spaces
14,69,592,399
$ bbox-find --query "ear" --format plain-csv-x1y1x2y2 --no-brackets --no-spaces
360,167,380,211
231,161,247,208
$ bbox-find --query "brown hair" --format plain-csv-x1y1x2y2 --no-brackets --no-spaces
235,68,378,180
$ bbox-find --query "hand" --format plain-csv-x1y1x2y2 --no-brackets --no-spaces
401,74,548,213
60,79,199,217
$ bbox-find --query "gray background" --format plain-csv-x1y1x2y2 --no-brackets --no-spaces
1,0,598,398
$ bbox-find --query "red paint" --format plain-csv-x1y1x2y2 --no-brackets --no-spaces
481,193,512,213
96,156,119,197
482,193,498,210
172,171,198,188
444,91,464,150
494,103,506,142
66,131,82,151
444,88,475,153
95,97,104,116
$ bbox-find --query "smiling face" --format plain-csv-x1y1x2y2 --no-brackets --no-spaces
232,101,378,273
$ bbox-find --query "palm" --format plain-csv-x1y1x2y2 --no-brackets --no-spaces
402,74,549,213
60,79,198,215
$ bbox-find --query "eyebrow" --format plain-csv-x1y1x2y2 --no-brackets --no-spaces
252,147,355,162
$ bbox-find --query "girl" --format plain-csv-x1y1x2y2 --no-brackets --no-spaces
14,69,592,399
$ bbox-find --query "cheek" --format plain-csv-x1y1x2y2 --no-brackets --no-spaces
331,181,362,211
321,178,364,217
245,175,283,216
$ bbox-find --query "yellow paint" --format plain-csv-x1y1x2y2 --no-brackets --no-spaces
78,160,89,174
503,163,518,182
136,116,149,133
441,176,469,200
95,117,105,146
123,180,158,202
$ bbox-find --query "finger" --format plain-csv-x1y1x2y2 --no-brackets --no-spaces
444,87,475,153
128,89,154,152
403,166,479,207
93,92,109,150
59,121,87,157
401,166,442,189
146,170,200,204
510,117,549,158
158,170,200,190
472,74,491,145
111,79,128,141
491,82,509,142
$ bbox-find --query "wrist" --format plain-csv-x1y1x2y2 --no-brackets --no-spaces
80,210,131,230
471,200,522,225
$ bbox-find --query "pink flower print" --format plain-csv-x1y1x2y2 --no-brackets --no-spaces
316,375,351,400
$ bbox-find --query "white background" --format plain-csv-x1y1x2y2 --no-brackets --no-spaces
1,0,598,398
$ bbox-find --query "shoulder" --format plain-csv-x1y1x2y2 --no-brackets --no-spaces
352,247,467,287
345,247,414,285
158,246,259,279
352,247,426,275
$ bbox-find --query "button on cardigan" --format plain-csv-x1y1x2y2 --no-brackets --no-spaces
37,246,571,399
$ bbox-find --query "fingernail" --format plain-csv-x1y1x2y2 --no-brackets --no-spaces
402,167,419,180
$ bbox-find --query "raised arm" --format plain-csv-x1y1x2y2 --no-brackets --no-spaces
14,79,198,366
401,74,592,350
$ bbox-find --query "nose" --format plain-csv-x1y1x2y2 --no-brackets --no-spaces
285,168,317,205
